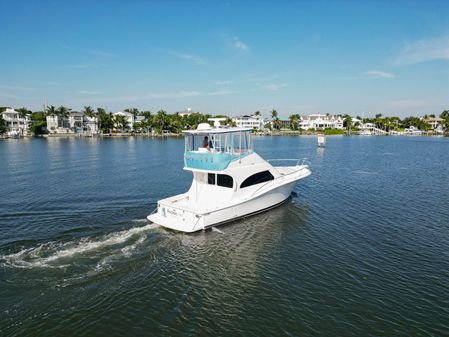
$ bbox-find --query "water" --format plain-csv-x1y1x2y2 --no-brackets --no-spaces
0,136,448,336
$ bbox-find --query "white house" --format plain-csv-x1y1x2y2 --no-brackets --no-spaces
46,114,70,133
178,108,193,117
299,114,344,130
46,111,98,134
232,115,265,130
112,111,136,131
83,115,99,134
423,117,443,131
1,108,31,136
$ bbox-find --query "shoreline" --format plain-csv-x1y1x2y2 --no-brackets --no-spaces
2,129,448,139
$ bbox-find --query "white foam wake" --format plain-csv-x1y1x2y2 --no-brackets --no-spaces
0,223,159,268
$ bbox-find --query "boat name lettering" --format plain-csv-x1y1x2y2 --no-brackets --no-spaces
167,209,178,216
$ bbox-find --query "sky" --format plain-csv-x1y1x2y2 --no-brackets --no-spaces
0,0,448,118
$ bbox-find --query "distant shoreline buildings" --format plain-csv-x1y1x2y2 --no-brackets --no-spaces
1,106,448,137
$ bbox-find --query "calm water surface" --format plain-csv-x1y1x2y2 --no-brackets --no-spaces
0,136,448,336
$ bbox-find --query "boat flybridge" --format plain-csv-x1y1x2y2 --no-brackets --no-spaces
147,123,311,232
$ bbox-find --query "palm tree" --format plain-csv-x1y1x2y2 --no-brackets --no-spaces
95,107,107,132
153,110,168,133
440,110,449,119
270,109,280,130
374,113,384,130
46,105,57,117
0,114,7,134
17,107,31,119
114,114,128,132
56,105,70,127
83,106,95,117
254,111,261,116
125,107,139,116
442,117,449,134
289,114,300,130
343,115,352,131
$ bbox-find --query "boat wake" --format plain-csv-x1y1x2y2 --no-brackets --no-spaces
0,223,159,269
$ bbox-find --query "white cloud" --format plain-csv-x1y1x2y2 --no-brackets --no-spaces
79,90,101,95
0,85,36,91
169,52,204,65
0,93,18,99
396,35,449,65
230,37,249,51
143,90,236,99
365,71,395,79
386,99,445,110
91,89,238,103
263,83,286,91
215,80,233,85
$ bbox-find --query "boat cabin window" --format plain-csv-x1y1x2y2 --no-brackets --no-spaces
207,173,233,188
208,173,215,185
240,170,274,188
217,174,233,188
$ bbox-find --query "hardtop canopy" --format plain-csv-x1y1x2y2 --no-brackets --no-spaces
183,127,252,135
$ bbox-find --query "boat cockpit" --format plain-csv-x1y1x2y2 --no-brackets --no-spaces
184,126,253,171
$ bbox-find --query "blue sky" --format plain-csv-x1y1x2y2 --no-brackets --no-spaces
1,0,448,118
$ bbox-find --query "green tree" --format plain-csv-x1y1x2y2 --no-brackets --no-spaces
83,106,95,117
153,110,169,133
0,114,7,134
289,114,301,130
100,112,114,133
46,105,57,117
441,118,449,133
30,111,47,135
56,105,70,127
57,105,70,118
254,111,261,116
16,107,31,119
440,110,449,119
270,109,280,130
343,115,352,130
140,111,153,132
125,107,139,116
96,108,108,133
114,114,129,132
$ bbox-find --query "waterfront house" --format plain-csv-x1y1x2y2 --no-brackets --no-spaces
423,117,443,132
299,114,344,130
112,111,136,131
1,108,31,136
69,112,84,132
83,115,99,134
232,115,265,130
46,111,98,134
178,108,193,117
46,114,69,133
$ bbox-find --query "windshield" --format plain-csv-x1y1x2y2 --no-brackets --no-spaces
185,131,252,155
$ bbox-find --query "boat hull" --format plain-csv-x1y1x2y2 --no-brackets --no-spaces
147,180,298,233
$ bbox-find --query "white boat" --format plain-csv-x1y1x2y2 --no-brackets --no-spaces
359,130,372,136
7,128,21,138
147,124,311,232
317,134,326,147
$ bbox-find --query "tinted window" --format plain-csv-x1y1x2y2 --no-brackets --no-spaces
217,174,233,188
208,173,215,185
240,170,274,188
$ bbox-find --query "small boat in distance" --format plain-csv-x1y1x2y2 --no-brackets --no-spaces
148,124,311,232
317,133,326,147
